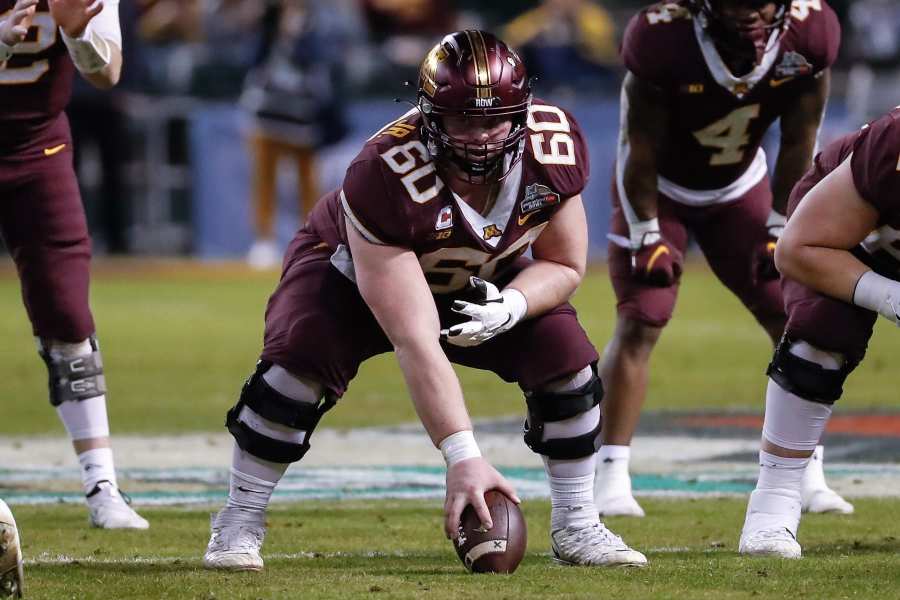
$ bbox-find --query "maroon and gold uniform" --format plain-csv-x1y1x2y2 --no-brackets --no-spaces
261,103,599,394
0,0,92,342
609,0,840,326
783,108,900,364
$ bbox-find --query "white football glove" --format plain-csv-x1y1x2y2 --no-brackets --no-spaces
853,270,900,326
440,277,528,347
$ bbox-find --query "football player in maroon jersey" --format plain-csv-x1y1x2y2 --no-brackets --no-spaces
594,0,852,518
203,30,648,571
0,0,147,529
740,108,900,558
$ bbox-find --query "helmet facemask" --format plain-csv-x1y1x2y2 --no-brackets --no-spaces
692,0,791,67
419,98,530,185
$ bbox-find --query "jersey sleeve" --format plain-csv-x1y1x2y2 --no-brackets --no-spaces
851,114,900,216
527,104,590,199
340,157,412,247
91,0,122,48
796,0,841,75
619,6,685,89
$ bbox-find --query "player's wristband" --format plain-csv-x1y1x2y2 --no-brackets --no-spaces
766,209,786,238
852,270,900,325
628,217,661,248
439,430,482,467
61,23,111,74
500,288,528,328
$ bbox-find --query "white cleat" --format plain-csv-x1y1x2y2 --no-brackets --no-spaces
86,481,150,530
802,487,854,514
739,527,802,559
740,488,802,559
801,446,854,514
0,500,24,599
551,522,648,567
246,239,281,270
203,508,266,572
597,493,646,518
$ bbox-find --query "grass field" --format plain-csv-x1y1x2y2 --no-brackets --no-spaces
2,260,900,598
1,260,899,436
15,499,900,600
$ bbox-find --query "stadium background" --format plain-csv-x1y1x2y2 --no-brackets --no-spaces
2,1,900,597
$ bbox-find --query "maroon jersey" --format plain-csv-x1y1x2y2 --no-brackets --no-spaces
0,0,75,157
620,0,840,194
788,107,900,277
304,101,589,294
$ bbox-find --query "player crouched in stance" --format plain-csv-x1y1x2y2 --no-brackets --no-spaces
0,1,146,529
740,108,900,558
203,30,647,571
0,500,24,598
595,0,852,518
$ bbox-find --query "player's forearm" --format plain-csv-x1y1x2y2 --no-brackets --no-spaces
79,47,121,89
61,28,122,89
772,138,816,215
505,259,582,317
622,157,659,221
775,241,868,303
395,339,472,447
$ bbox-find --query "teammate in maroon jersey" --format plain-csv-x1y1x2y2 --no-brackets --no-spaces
740,108,900,558
594,0,852,518
203,30,648,571
0,0,147,532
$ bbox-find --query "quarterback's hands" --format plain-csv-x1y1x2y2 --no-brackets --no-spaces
49,0,102,38
756,209,786,282
0,0,38,47
444,457,520,539
440,277,527,347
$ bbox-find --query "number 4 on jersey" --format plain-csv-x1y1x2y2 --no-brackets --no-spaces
692,104,760,166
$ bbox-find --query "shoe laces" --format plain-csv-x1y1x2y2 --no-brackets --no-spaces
210,523,264,553
559,522,627,549
750,527,796,542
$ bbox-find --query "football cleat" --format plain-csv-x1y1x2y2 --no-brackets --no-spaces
0,499,24,599
86,481,150,530
203,508,266,572
802,487,854,515
597,494,646,518
551,522,648,567
739,488,802,559
739,527,801,559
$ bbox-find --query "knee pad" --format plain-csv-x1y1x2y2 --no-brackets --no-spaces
766,335,855,404
39,337,106,407
523,369,603,460
226,361,336,463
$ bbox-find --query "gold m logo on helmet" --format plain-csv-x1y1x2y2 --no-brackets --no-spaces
421,44,448,96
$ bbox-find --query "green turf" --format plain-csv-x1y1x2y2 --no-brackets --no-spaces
1,261,898,436
13,498,900,599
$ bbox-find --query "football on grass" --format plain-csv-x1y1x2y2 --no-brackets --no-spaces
453,490,527,573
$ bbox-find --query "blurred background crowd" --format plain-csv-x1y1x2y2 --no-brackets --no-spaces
57,0,899,266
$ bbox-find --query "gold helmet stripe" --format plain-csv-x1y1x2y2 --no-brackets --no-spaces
466,30,492,99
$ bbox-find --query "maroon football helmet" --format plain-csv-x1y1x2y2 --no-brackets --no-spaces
687,0,792,65
417,30,532,184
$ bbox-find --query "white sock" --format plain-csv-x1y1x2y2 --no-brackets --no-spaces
78,447,117,494
224,444,288,513
802,445,828,491
748,449,806,527
595,445,633,499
